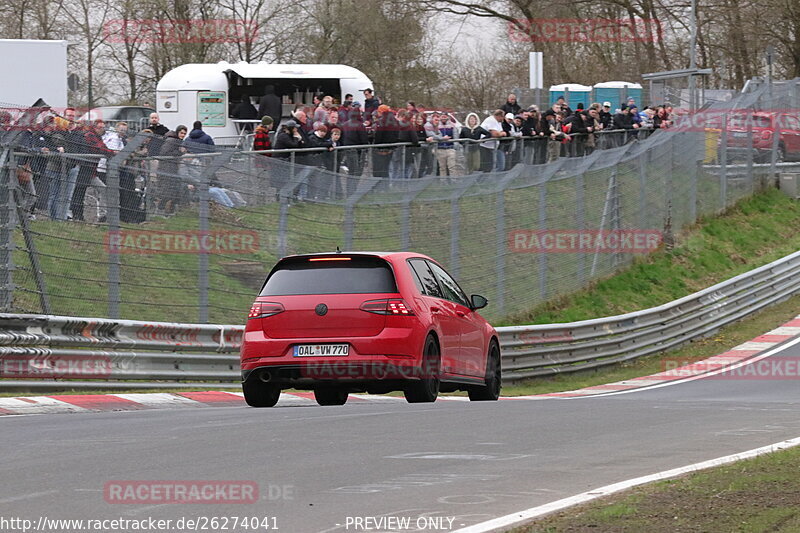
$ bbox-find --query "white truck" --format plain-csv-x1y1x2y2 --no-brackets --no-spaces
155,62,374,145
0,39,69,109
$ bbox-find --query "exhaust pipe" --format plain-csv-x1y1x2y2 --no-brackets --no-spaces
259,370,272,382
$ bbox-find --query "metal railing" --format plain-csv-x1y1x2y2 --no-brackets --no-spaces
1,249,798,391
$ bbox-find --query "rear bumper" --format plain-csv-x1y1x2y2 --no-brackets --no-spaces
242,359,424,386
240,327,427,384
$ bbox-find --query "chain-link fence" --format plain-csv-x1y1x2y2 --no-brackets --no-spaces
1,79,798,324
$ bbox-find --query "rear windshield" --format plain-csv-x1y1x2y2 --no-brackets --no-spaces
260,257,398,296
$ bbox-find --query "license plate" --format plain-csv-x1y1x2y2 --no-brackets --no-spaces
293,344,350,357
733,132,748,138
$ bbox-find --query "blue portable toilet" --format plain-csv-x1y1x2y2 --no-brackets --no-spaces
548,83,592,109
592,81,643,112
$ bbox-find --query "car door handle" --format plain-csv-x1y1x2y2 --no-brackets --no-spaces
430,306,441,314
456,310,466,317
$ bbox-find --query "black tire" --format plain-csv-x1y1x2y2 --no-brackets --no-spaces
777,145,786,163
404,335,440,403
314,388,349,406
242,380,281,407
469,341,501,401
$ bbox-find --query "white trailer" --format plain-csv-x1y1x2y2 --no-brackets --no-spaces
155,62,374,145
0,39,68,109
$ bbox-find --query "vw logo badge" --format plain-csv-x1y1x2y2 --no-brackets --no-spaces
315,303,328,316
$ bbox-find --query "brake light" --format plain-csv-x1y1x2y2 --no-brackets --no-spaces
360,299,415,315
248,302,285,319
309,257,352,262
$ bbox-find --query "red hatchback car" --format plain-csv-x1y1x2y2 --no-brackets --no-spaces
240,252,501,406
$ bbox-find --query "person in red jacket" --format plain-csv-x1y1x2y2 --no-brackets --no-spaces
253,116,273,154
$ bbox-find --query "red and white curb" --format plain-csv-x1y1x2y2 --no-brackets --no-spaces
1,316,798,417
522,316,800,399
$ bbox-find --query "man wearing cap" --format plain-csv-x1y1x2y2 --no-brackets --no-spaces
273,120,304,159
253,116,273,154
599,102,613,129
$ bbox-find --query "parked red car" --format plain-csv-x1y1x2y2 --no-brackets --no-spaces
724,111,800,162
240,252,501,406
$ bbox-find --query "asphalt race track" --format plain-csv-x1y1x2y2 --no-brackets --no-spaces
2,337,800,532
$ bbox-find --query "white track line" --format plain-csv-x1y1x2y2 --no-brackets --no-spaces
453,435,800,533
564,334,800,399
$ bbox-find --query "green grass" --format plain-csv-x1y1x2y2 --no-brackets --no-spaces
501,187,800,325
517,445,800,532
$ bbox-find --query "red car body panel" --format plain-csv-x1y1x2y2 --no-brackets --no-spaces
724,112,800,160
240,252,497,390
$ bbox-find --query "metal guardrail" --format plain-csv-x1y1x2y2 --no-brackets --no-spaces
498,249,800,381
1,249,799,391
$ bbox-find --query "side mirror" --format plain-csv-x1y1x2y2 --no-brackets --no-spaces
470,294,488,310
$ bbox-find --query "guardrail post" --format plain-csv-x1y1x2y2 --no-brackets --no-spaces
720,112,728,210
0,145,15,312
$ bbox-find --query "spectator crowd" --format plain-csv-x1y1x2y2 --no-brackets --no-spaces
0,90,674,223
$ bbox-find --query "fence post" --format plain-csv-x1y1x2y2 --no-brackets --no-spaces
745,107,755,194
0,145,15,312
495,184,506,315
106,135,146,319
576,171,586,286
689,132,698,223
197,153,231,324
719,112,728,210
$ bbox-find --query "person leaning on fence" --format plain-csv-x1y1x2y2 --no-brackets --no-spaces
544,112,568,163
501,113,522,169
437,113,460,178
155,125,188,215
414,112,434,178
372,105,398,179
340,104,369,184
459,113,483,174
273,120,305,160
396,109,419,180
70,119,114,222
479,110,507,173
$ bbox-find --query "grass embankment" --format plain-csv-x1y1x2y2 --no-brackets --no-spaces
517,444,800,533
500,187,800,395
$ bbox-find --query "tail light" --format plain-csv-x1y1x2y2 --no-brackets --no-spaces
360,299,415,316
761,130,772,140
248,302,284,319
